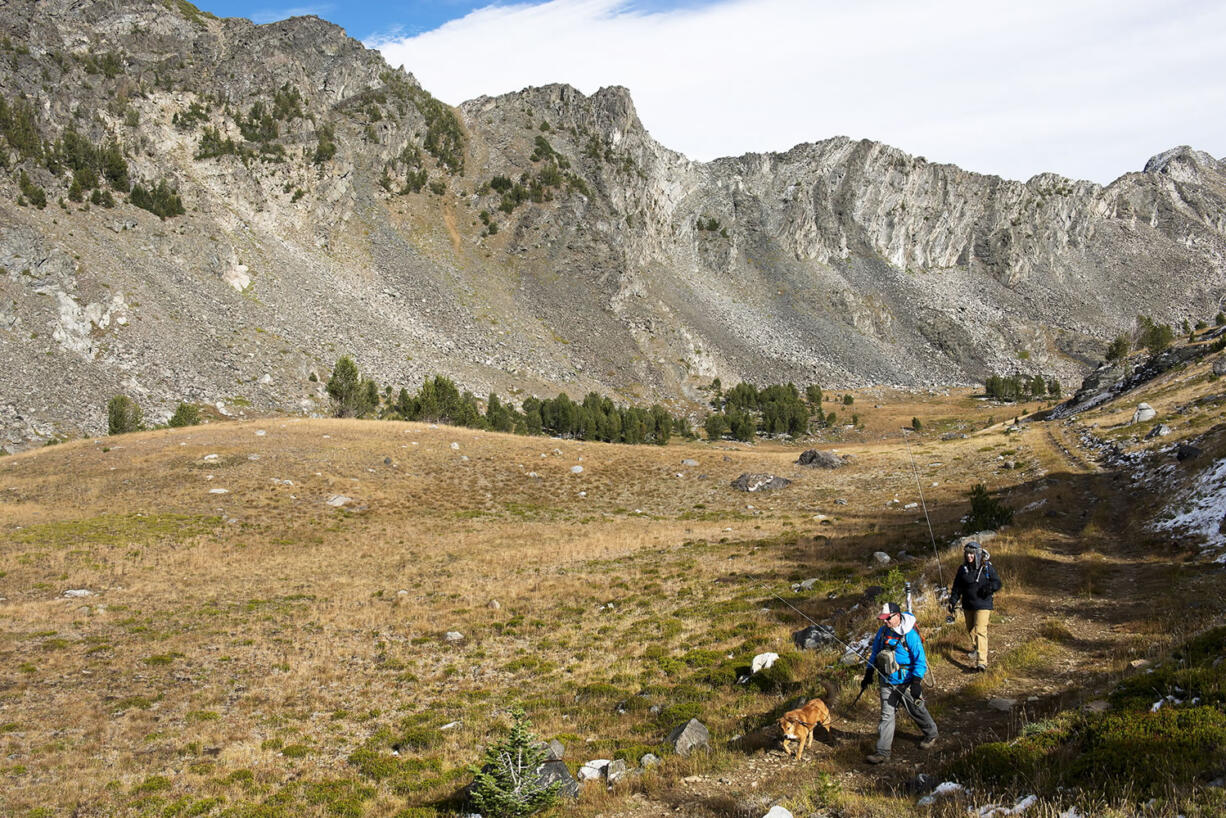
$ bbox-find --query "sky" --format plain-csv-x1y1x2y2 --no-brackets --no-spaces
196,0,1226,184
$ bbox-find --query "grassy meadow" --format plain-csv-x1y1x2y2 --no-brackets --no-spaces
2,377,1225,817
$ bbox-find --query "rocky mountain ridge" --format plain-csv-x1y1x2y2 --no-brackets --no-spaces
1,0,1225,447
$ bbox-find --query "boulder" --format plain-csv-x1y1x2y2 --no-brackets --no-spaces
1145,424,1171,439
605,758,628,784
731,473,791,492
577,760,609,781
536,759,579,798
792,624,839,651
871,551,891,565
1214,356,1226,376
639,752,661,768
1132,403,1157,424
667,718,710,756
545,739,565,761
1175,443,1204,461
796,449,842,468
763,807,794,818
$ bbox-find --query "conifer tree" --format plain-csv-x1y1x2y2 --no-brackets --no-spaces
326,356,362,417
468,707,559,818
107,394,143,435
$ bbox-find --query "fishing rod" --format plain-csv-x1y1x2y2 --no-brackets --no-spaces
770,592,922,708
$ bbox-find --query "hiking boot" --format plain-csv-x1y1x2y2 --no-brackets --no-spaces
918,736,938,750
976,664,988,672
865,753,889,765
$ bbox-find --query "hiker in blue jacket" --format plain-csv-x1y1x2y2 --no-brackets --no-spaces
859,602,938,764
947,540,1003,672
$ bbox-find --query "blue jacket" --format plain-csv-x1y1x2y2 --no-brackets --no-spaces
868,612,927,686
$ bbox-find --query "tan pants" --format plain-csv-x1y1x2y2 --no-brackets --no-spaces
963,609,991,666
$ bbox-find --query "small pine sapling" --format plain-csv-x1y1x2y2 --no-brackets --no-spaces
468,707,559,818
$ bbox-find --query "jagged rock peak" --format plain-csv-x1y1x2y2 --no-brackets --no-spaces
1143,146,1225,182
461,83,646,145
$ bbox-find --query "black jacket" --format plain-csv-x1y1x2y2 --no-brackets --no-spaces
949,559,1002,611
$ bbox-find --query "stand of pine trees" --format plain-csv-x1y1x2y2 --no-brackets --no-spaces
326,360,690,446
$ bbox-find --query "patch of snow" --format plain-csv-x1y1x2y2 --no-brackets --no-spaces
750,652,779,674
1150,456,1226,562
917,781,964,806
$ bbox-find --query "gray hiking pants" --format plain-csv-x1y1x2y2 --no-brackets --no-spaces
876,684,938,757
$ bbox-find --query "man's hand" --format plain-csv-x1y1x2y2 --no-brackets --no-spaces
909,679,923,700
860,665,875,691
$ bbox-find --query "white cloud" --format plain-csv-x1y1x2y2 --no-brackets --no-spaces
374,0,1226,183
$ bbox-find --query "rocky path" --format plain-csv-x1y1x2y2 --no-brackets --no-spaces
597,424,1180,817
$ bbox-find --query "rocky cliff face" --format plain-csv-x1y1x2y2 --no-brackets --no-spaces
1,0,1224,446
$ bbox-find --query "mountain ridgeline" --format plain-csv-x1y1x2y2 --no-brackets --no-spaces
2,0,1225,446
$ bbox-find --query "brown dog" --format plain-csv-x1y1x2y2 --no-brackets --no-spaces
778,698,833,759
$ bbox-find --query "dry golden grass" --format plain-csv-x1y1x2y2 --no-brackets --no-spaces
1,378,1223,817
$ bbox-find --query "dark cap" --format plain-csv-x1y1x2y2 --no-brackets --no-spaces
877,602,901,620
964,541,981,552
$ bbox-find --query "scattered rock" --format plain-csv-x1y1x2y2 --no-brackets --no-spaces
835,498,847,505
1145,424,1171,439
326,495,352,507
793,624,839,651
1213,356,1226,377
1175,443,1204,461
570,465,583,474
487,599,500,610
63,589,93,598
209,488,229,495
796,449,842,468
450,442,460,449
1131,403,1157,424
793,577,820,591
667,718,710,756
763,807,793,818
605,758,628,784
577,760,609,781
956,531,997,548
681,458,699,467
536,759,579,798
444,631,464,642
987,698,1017,712
731,473,791,492
871,551,891,565
639,752,661,768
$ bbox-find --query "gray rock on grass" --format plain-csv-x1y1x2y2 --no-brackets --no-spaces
667,718,710,756
731,473,791,492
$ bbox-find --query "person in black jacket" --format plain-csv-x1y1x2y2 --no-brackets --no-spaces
947,541,1002,671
